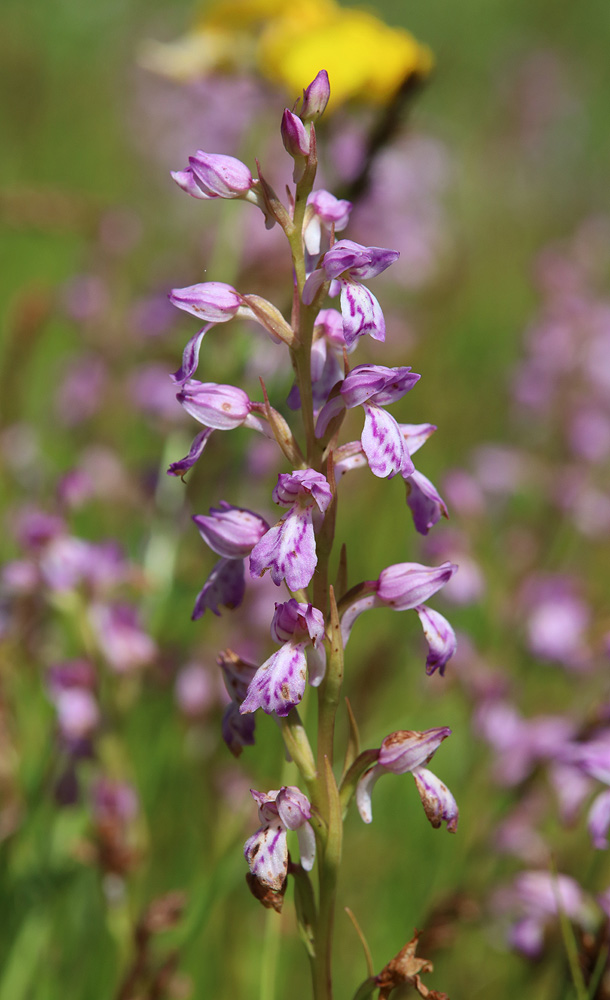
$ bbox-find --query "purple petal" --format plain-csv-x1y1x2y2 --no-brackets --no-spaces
89,603,156,673
333,441,367,478
307,644,326,687
340,592,380,647
322,240,399,281
339,279,385,347
167,428,213,477
170,168,212,200
315,394,346,438
240,642,308,716
307,190,352,229
356,763,384,823
270,599,325,645
398,423,437,456
55,688,100,740
218,649,259,704
177,381,251,429
588,790,610,849
361,404,412,479
314,308,345,346
405,469,448,534
192,502,269,559
341,364,420,408
244,822,288,890
168,281,242,322
377,561,457,610
249,507,317,591
379,728,452,774
272,469,333,515
302,268,327,306
188,152,253,198
276,786,311,829
171,325,213,385
415,605,457,676
281,109,310,157
301,70,330,122
296,822,316,871
191,558,245,618
222,702,256,757
509,918,545,958
412,766,459,832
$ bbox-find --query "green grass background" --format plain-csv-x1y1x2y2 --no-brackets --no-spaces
1,0,609,997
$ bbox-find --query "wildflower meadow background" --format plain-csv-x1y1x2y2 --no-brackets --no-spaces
2,0,610,998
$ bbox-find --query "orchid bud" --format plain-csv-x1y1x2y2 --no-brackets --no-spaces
176,381,252,429
172,152,253,200
377,561,457,610
192,502,269,559
378,728,452,773
301,70,331,123
281,109,310,158
168,281,243,322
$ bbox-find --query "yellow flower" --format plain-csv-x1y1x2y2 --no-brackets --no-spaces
139,0,433,109
259,7,433,109
201,0,336,31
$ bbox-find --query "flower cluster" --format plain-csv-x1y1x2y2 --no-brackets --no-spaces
166,69,457,997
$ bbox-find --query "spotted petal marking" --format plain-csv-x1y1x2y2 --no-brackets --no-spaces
240,642,307,717
249,507,317,591
362,404,412,479
243,822,288,890
338,279,385,347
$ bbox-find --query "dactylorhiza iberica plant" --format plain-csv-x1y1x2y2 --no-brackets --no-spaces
167,70,458,1000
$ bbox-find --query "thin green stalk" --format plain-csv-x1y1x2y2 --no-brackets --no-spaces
316,589,344,774
552,864,588,1000
260,907,282,1000
313,757,342,1000
279,710,318,792
280,127,343,1000
311,592,345,1000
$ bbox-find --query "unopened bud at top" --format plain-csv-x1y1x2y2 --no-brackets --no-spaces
301,70,330,123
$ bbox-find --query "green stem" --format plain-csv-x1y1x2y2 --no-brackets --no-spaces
279,710,318,792
313,757,342,1000
292,320,319,465
260,906,282,1000
280,131,343,1000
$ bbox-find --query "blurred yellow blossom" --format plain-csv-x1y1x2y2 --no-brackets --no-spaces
139,0,433,110
259,7,433,108
201,0,336,30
